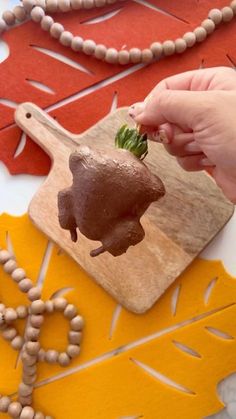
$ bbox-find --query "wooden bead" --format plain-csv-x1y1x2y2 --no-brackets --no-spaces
83,39,96,55
0,250,12,264
162,40,175,56
209,8,222,24
70,315,84,331
231,0,236,14
64,304,77,319
58,0,71,11
19,278,33,293
69,331,82,345
8,401,22,417
5,310,16,325
201,18,215,34
25,341,40,356
0,19,7,34
31,300,45,315
150,42,162,59
18,395,32,407
70,0,83,9
0,312,5,327
23,364,37,376
31,6,45,23
4,259,17,274
34,412,45,419
41,15,54,31
13,6,27,22
194,26,207,42
36,0,46,8
50,23,64,39
84,0,95,9
2,10,16,26
45,300,54,313
118,50,130,65
0,321,5,331
12,268,26,283
46,0,58,12
26,326,40,341
71,36,84,51
183,31,196,47
95,0,106,6
2,327,17,341
16,305,28,319
105,48,118,64
38,348,46,362
53,298,67,311
67,344,80,358
20,406,34,419
129,48,142,64
23,373,37,385
175,38,187,54
58,352,70,367
19,383,33,397
5,308,17,323
21,351,37,366
60,31,73,47
142,49,153,63
22,0,35,12
28,287,41,302
45,349,59,364
0,396,11,412
94,44,107,60
11,335,24,350
222,6,234,22
30,315,44,328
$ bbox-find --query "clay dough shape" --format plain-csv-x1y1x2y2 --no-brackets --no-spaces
58,132,165,257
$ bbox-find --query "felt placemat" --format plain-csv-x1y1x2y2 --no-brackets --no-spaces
1,1,236,417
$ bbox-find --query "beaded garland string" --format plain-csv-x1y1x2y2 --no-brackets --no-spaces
0,248,84,419
0,1,236,65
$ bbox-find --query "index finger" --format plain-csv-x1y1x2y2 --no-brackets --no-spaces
145,67,231,101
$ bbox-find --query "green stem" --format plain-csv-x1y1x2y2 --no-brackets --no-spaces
115,124,148,160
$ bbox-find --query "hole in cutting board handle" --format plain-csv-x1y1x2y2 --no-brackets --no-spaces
26,113,32,119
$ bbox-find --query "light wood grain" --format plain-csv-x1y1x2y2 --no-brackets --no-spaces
14,103,234,313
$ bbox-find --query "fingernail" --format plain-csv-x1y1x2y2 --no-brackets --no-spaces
144,93,154,104
184,141,202,153
128,102,145,118
156,129,170,144
201,157,214,167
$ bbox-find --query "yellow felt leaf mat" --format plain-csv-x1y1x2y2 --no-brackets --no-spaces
33,305,236,419
0,214,236,418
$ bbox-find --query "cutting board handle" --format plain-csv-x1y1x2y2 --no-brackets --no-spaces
14,102,78,158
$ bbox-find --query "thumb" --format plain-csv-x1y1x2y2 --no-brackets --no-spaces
133,90,211,130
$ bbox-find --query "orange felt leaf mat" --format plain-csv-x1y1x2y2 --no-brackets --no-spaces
1,0,236,175
0,214,236,418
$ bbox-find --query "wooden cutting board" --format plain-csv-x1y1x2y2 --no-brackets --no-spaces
14,103,234,314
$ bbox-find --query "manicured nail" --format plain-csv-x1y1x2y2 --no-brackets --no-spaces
128,102,145,118
184,141,202,153
201,157,214,167
157,129,170,144
144,93,154,104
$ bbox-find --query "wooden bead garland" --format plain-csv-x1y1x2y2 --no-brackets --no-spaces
0,0,235,64
0,248,84,419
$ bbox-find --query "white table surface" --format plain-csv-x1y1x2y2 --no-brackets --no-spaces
0,2,236,418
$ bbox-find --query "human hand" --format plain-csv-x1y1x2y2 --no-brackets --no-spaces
129,67,236,203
